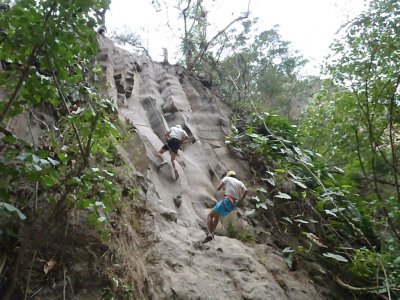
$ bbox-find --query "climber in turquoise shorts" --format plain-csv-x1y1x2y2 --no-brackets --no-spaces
203,170,248,243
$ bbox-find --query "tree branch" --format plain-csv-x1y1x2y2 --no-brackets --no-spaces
47,55,86,163
0,1,57,126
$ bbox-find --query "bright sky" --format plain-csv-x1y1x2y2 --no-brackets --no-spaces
106,0,368,75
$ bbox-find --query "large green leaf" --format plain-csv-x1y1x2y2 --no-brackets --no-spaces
0,202,26,220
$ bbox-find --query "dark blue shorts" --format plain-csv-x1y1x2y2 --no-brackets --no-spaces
213,197,238,217
162,138,181,154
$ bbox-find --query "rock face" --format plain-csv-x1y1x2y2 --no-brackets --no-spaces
98,36,326,299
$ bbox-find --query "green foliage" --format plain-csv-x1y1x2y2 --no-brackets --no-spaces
225,220,238,239
0,2,134,297
296,0,400,297
225,221,255,243
170,0,252,83
0,202,26,242
109,28,141,47
0,0,124,233
169,1,315,121
227,108,309,177
230,100,400,296
238,227,257,243
108,27,146,55
217,25,313,120
349,247,378,279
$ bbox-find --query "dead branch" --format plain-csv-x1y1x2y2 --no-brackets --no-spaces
335,276,377,291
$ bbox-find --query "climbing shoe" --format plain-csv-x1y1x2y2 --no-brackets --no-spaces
174,169,179,180
158,161,167,169
202,233,214,244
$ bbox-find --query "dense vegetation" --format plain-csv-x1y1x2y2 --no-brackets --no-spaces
0,0,134,298
0,0,398,299
224,0,399,298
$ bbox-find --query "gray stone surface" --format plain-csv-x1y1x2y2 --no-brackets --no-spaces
98,36,327,299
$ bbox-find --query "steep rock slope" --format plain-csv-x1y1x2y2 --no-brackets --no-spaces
98,36,327,299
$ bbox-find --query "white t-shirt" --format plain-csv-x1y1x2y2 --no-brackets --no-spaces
169,126,188,141
222,176,246,200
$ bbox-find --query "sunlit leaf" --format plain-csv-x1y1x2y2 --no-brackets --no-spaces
97,216,107,222
324,209,337,217
103,170,114,177
33,164,42,171
40,159,50,165
291,179,307,189
0,202,26,220
275,192,291,199
322,252,348,262
282,217,293,224
333,166,344,174
304,232,325,247
94,201,106,208
284,255,293,270
262,177,275,186
244,209,255,216
282,247,294,254
294,219,308,224
257,187,268,193
47,157,59,166
265,199,274,206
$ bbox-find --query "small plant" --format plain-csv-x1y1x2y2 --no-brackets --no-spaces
238,227,256,243
225,220,239,239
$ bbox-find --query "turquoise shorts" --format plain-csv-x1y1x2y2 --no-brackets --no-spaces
213,197,238,217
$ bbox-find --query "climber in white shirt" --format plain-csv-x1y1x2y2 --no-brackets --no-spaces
203,170,248,243
157,124,189,179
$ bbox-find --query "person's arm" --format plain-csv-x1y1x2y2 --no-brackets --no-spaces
238,186,248,208
164,128,171,138
181,131,189,142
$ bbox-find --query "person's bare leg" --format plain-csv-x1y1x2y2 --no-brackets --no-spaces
204,210,219,243
206,211,213,233
209,210,220,234
170,152,179,179
170,152,177,170
157,149,168,167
